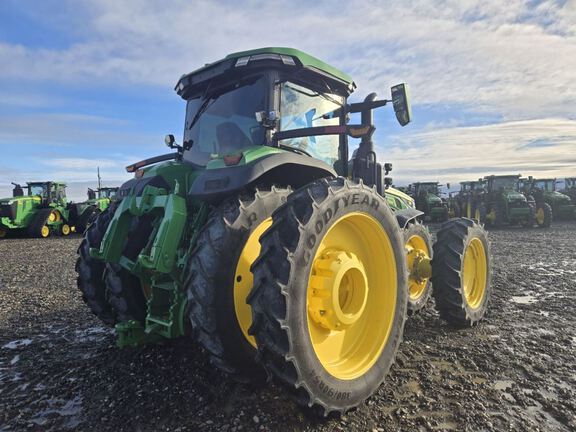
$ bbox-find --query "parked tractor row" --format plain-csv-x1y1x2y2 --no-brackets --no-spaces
0,181,119,238
73,47,492,414
403,175,575,227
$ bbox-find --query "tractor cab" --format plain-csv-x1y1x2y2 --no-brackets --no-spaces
88,187,119,201
522,177,575,221
485,175,521,193
27,181,68,206
408,182,448,222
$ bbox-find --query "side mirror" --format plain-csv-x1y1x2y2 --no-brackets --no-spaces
384,162,393,174
384,177,393,188
165,134,176,148
391,83,412,126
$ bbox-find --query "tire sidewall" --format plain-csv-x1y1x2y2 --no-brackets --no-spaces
284,184,407,407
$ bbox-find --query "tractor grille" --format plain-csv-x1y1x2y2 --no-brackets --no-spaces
0,203,17,219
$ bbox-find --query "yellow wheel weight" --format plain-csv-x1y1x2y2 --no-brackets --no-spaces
405,234,431,301
61,224,71,236
306,213,397,380
41,225,50,238
462,238,488,309
233,217,273,348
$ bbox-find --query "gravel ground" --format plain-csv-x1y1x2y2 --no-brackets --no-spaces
1,222,575,431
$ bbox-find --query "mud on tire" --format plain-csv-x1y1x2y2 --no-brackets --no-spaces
248,178,408,414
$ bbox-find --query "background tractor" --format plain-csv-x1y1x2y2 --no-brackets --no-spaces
479,175,534,228
407,182,449,222
0,181,72,238
560,177,576,205
520,177,574,224
76,47,492,414
71,186,119,233
448,180,486,220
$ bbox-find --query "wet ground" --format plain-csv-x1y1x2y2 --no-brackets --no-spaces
1,222,575,431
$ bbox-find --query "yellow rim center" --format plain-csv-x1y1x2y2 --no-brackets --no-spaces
234,217,272,348
41,226,50,237
62,224,70,235
405,234,431,301
307,212,397,380
462,238,487,309
536,208,545,224
308,250,368,330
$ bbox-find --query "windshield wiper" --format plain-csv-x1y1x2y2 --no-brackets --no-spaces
187,96,218,131
278,143,312,158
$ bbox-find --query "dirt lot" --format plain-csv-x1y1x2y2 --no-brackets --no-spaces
1,222,575,431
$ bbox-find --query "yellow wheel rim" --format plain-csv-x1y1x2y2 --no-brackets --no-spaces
234,217,273,348
41,225,50,238
48,211,61,222
61,224,71,236
307,212,397,380
462,238,487,309
536,208,544,225
405,234,431,301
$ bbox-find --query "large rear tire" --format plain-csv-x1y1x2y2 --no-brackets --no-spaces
535,203,552,228
404,222,433,314
186,187,291,379
431,218,491,327
248,178,407,414
76,207,118,326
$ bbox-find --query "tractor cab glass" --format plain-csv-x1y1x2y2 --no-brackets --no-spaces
278,82,343,167
100,188,117,199
183,76,267,166
534,180,555,192
490,177,518,190
416,183,439,194
29,184,48,198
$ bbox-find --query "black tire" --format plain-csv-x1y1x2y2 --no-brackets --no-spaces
521,204,536,228
478,204,487,225
75,207,117,326
248,178,408,414
105,263,147,323
535,203,552,228
186,186,291,379
27,208,52,238
431,218,491,327
76,206,99,233
404,222,433,315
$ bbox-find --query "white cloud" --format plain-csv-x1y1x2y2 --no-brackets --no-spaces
42,158,120,169
383,117,576,184
1,0,575,119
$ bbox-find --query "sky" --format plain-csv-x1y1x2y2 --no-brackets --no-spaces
0,0,575,201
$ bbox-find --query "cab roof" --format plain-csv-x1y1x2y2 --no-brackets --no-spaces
175,47,356,99
27,181,66,187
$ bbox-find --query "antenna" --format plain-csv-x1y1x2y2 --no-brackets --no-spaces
97,167,101,190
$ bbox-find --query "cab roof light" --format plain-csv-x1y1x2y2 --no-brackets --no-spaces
235,54,296,67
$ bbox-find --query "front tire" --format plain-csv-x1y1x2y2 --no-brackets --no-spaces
535,203,552,228
186,187,291,379
248,178,407,414
76,207,118,326
431,218,491,327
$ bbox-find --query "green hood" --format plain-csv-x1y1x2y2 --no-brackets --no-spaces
502,190,526,202
545,191,571,204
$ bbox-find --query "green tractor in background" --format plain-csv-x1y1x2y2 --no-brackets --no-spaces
448,179,486,220
479,175,535,228
520,177,574,225
72,186,120,233
76,47,492,414
407,182,449,222
560,177,576,205
0,181,72,238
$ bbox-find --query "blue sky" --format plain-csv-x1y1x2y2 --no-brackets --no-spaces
0,0,575,200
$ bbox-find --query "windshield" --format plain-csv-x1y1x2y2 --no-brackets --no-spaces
417,184,439,194
534,180,555,192
491,177,518,190
100,189,117,199
182,76,267,166
29,184,47,198
279,82,343,168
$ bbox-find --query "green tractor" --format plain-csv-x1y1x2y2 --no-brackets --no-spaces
479,175,535,228
407,182,449,222
449,179,486,220
76,47,492,414
0,181,72,238
72,186,120,233
560,177,576,205
520,177,574,224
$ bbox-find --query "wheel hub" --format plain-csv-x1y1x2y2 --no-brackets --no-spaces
308,250,368,330
407,248,432,283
